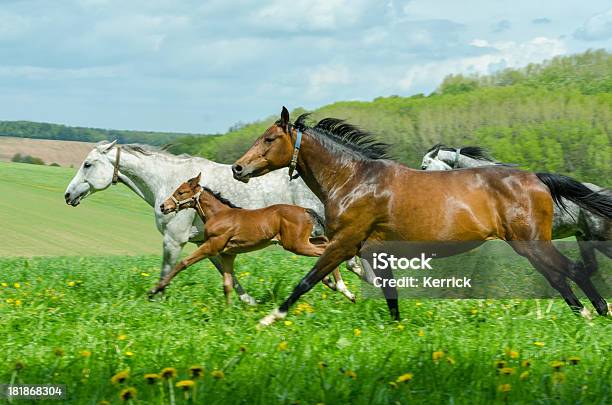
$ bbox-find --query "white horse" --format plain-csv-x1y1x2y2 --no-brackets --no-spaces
64,141,365,302
421,144,612,275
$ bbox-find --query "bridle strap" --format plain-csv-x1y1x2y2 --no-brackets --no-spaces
111,145,121,185
288,128,302,181
451,148,461,169
171,190,204,217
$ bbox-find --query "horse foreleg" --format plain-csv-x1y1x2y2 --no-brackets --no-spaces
259,230,367,327
160,236,185,279
149,236,225,297
209,256,256,305
331,267,356,303
219,254,236,305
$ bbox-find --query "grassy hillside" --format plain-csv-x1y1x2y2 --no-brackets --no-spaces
0,120,210,146
0,162,162,256
169,50,612,186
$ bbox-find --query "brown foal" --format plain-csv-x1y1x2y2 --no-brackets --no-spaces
232,107,612,326
148,173,355,303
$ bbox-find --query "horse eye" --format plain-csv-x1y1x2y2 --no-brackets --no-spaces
264,137,274,143
84,162,92,168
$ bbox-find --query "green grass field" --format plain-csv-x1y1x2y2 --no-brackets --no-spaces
0,161,161,256
1,162,611,404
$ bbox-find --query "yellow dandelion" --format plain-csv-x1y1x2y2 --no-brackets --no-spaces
1,282,8,287
67,281,76,287
495,360,507,369
278,341,289,351
550,361,564,371
160,367,177,379
176,380,195,391
396,324,405,331
417,329,425,337
119,387,137,401
344,370,357,379
117,334,127,341
321,292,328,299
499,367,515,376
521,359,532,368
189,365,204,378
284,320,293,326
14,282,21,289
519,371,529,380
318,361,328,370
534,341,545,347
6,298,13,304
354,328,362,337
396,373,413,383
415,301,423,307
111,370,130,384
505,349,519,359
388,381,398,389
568,356,580,365
552,372,566,384
140,272,150,277
144,373,160,384
14,299,22,306
498,384,511,393
80,350,91,358
211,370,225,379
125,351,134,357
432,351,444,361
446,356,456,365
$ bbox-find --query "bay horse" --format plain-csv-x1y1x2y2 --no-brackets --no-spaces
421,144,612,276
232,107,612,326
148,173,356,303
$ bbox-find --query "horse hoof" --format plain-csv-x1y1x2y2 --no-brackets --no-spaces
257,309,286,328
579,307,593,320
607,303,612,317
240,294,257,306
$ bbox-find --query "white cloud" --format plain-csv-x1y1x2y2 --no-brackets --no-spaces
399,37,566,91
574,8,612,41
306,64,352,98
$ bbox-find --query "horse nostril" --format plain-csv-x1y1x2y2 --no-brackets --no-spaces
64,192,70,201
232,164,243,174
159,204,165,211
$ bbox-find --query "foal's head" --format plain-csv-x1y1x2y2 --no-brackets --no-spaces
160,173,202,215
232,106,295,183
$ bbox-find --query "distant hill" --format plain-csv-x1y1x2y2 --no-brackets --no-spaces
168,49,612,185
0,137,96,167
0,120,209,146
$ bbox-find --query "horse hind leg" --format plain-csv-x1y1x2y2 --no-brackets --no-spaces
331,267,356,303
510,241,586,316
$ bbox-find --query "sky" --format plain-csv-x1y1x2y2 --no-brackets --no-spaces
0,0,611,134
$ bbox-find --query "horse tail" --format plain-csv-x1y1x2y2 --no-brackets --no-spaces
536,173,612,219
305,208,326,237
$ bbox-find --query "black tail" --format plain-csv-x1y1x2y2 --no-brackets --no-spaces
305,208,327,237
536,173,612,219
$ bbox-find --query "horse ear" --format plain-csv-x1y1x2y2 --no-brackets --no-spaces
101,140,117,154
280,106,290,127
190,172,201,186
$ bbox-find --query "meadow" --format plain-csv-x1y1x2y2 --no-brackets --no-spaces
1,162,611,404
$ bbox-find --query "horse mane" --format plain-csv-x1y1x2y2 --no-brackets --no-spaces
428,143,497,162
121,143,191,160
291,113,391,160
200,186,242,209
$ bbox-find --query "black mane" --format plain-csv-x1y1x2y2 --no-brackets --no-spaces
201,186,242,209
428,143,496,162
292,113,391,160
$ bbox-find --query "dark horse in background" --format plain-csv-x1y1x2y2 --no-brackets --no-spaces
232,107,612,326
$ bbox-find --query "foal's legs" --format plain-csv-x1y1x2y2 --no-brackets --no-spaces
148,235,228,296
209,256,256,305
219,254,236,305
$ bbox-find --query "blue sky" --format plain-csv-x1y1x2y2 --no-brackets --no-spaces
0,0,611,134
